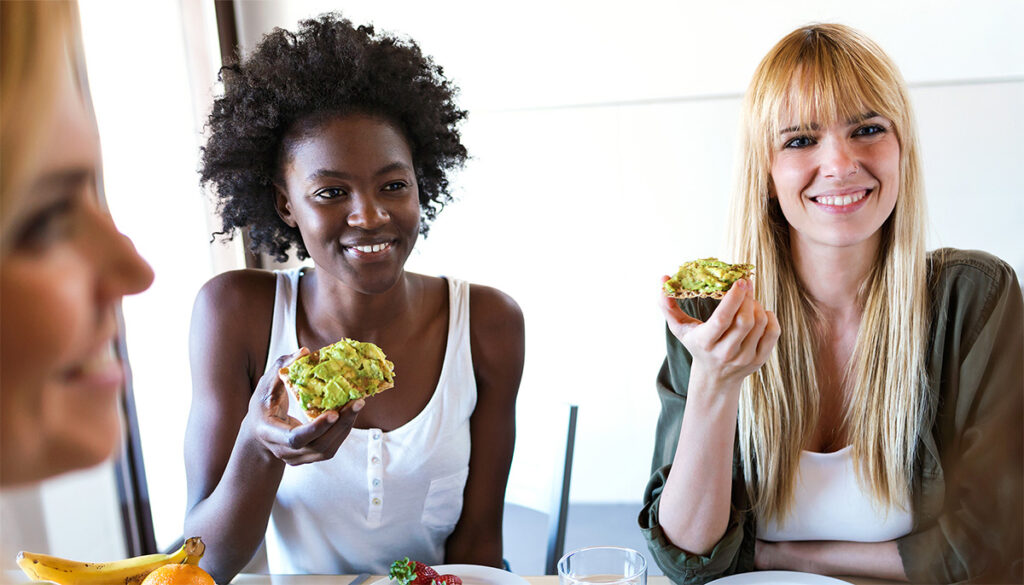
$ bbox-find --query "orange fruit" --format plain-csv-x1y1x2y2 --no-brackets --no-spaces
141,563,216,585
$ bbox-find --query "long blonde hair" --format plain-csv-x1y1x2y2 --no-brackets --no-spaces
1,0,80,238
729,23,931,523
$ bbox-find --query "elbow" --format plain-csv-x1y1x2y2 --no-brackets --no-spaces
658,505,722,557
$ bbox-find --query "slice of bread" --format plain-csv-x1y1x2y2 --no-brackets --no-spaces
664,257,755,299
285,338,395,419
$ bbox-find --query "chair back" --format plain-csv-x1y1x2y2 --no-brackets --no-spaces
503,402,578,574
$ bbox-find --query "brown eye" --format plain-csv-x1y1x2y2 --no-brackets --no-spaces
382,181,408,192
314,187,347,200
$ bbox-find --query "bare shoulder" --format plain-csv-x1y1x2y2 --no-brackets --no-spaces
468,284,524,395
468,283,524,330
190,269,278,381
195,269,276,309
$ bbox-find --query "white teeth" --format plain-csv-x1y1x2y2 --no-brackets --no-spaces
816,191,867,206
353,243,390,253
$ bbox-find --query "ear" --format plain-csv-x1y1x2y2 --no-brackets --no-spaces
274,183,297,228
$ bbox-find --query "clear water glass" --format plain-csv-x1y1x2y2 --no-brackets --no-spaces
557,546,647,585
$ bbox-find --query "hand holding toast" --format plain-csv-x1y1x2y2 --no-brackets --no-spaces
660,276,780,387
243,348,363,466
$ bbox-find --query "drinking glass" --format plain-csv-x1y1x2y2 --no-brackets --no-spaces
557,546,647,585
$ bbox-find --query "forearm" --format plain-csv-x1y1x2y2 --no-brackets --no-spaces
658,367,742,555
445,522,503,567
185,431,285,584
758,540,907,581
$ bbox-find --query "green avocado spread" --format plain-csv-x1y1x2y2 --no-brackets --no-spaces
288,338,396,412
664,257,754,294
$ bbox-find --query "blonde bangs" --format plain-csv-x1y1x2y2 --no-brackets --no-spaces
729,23,930,524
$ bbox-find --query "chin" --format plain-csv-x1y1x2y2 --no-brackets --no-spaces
42,398,123,475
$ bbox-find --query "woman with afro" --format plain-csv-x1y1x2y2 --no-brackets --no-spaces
183,14,524,582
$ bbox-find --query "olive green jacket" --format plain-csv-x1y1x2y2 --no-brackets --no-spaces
640,249,1024,584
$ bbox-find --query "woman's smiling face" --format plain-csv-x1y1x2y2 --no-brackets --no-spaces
770,109,901,252
276,113,422,294
0,55,154,485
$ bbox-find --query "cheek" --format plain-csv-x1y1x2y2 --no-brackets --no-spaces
0,252,119,476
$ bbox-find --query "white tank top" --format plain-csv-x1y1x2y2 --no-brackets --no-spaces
756,445,913,542
262,269,476,574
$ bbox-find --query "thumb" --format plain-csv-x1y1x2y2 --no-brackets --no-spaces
659,277,703,339
338,398,365,425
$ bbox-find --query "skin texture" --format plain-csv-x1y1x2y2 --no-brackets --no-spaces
184,114,524,583
0,53,154,486
657,111,908,580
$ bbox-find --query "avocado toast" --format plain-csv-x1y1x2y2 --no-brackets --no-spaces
285,338,396,418
664,257,755,299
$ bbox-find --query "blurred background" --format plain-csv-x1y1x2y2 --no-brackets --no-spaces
3,0,1021,574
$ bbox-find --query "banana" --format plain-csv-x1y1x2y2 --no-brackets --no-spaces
17,536,205,585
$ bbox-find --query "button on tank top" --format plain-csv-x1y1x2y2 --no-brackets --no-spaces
757,445,913,542
262,269,476,574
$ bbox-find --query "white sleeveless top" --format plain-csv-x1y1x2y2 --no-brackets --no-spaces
262,269,476,574
756,445,913,542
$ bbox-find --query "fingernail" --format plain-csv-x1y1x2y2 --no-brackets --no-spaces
326,411,339,423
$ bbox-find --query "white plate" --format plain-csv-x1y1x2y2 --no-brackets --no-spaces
372,564,528,585
707,571,851,585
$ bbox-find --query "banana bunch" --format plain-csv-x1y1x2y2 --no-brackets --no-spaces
17,536,205,585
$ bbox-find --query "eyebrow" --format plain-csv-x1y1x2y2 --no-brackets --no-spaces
305,161,414,183
779,111,881,135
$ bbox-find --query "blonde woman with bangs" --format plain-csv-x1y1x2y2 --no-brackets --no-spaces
641,23,1022,584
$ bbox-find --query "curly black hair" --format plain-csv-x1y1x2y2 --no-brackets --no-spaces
200,13,468,262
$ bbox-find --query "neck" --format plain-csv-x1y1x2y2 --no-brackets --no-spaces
301,268,419,341
790,228,881,321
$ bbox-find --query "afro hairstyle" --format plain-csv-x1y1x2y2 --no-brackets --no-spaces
200,12,468,262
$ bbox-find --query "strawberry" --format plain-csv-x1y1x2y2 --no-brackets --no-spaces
432,575,462,585
389,558,440,585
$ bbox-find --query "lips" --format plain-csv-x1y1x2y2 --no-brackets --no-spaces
343,239,396,258
59,343,123,394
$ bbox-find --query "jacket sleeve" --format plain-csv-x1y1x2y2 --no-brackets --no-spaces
638,298,756,584
897,252,1024,583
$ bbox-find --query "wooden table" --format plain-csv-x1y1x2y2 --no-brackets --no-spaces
232,574,895,585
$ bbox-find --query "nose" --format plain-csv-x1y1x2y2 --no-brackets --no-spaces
87,206,154,301
820,137,859,179
346,192,390,230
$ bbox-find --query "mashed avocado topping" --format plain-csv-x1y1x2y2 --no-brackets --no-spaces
288,338,396,412
664,257,754,295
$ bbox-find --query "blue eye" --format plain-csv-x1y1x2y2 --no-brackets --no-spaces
854,124,886,137
784,136,815,149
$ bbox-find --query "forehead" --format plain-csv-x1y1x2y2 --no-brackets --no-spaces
283,114,414,177
773,76,875,128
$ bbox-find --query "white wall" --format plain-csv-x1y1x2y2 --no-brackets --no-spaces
263,0,1024,506
17,0,1020,560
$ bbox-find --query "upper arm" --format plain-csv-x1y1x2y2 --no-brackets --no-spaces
449,285,524,554
184,270,274,511
898,256,1024,582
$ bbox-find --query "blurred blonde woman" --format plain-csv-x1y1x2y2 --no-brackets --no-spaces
0,0,153,487
642,24,1022,583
